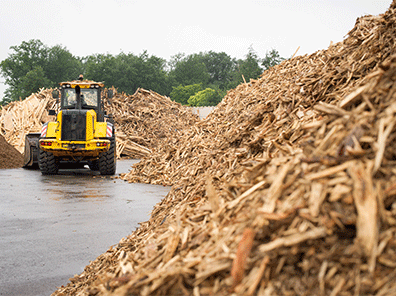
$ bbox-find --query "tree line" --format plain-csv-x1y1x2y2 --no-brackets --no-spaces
0,39,285,106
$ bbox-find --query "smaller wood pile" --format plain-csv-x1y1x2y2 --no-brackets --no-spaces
0,88,56,153
104,88,199,159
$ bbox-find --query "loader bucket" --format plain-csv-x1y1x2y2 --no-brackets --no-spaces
23,133,40,168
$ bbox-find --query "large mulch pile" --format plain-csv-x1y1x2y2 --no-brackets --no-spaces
0,134,24,169
52,2,396,296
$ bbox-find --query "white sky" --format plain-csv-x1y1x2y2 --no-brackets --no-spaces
0,0,392,99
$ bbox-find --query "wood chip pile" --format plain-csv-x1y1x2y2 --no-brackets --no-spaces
0,88,198,159
103,88,199,159
52,2,396,296
0,134,24,169
0,88,57,153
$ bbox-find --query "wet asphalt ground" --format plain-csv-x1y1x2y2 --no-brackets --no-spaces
0,159,170,296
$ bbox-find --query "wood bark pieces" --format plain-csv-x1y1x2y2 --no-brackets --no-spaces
258,227,327,253
349,161,379,272
231,228,255,288
259,160,292,213
246,256,270,296
309,182,326,217
374,117,395,174
205,176,220,213
0,134,24,169
306,161,354,181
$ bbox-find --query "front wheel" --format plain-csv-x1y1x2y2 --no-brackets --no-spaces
98,138,116,175
38,149,59,175
88,160,100,171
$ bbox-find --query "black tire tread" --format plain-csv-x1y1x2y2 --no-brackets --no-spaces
98,139,116,175
38,149,59,175
88,160,100,171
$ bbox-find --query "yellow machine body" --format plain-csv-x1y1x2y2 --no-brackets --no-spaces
23,77,116,175
39,109,111,159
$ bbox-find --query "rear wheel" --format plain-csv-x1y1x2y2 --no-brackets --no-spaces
98,138,116,175
38,149,59,175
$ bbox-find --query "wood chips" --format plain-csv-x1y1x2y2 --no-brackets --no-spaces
0,88,57,153
103,88,199,159
51,2,396,296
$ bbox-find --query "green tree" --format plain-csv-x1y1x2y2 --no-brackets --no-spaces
136,51,169,95
200,51,235,89
85,51,169,96
168,53,186,72
1,39,48,101
238,46,263,81
0,39,82,103
168,54,210,87
84,53,117,85
19,66,51,99
187,88,222,106
45,45,83,84
261,49,285,70
170,83,202,105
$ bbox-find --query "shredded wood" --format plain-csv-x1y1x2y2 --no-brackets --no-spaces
103,88,199,159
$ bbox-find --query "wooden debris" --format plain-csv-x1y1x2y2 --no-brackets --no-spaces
231,228,255,288
0,88,56,153
103,88,199,159
349,161,379,273
46,2,396,295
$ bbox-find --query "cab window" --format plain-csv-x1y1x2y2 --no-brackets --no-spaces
63,89,76,107
62,88,99,108
81,89,98,107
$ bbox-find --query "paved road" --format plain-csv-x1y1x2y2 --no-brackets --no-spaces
0,160,170,296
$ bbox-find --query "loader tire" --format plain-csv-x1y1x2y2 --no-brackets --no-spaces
38,149,59,175
98,138,116,175
88,160,100,171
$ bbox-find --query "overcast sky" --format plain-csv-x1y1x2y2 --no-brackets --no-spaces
0,0,392,99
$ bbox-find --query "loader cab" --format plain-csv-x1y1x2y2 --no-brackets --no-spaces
57,80,106,121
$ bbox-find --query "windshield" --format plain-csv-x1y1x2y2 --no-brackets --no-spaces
63,88,99,108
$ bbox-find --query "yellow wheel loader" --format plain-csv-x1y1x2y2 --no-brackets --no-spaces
23,76,116,175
